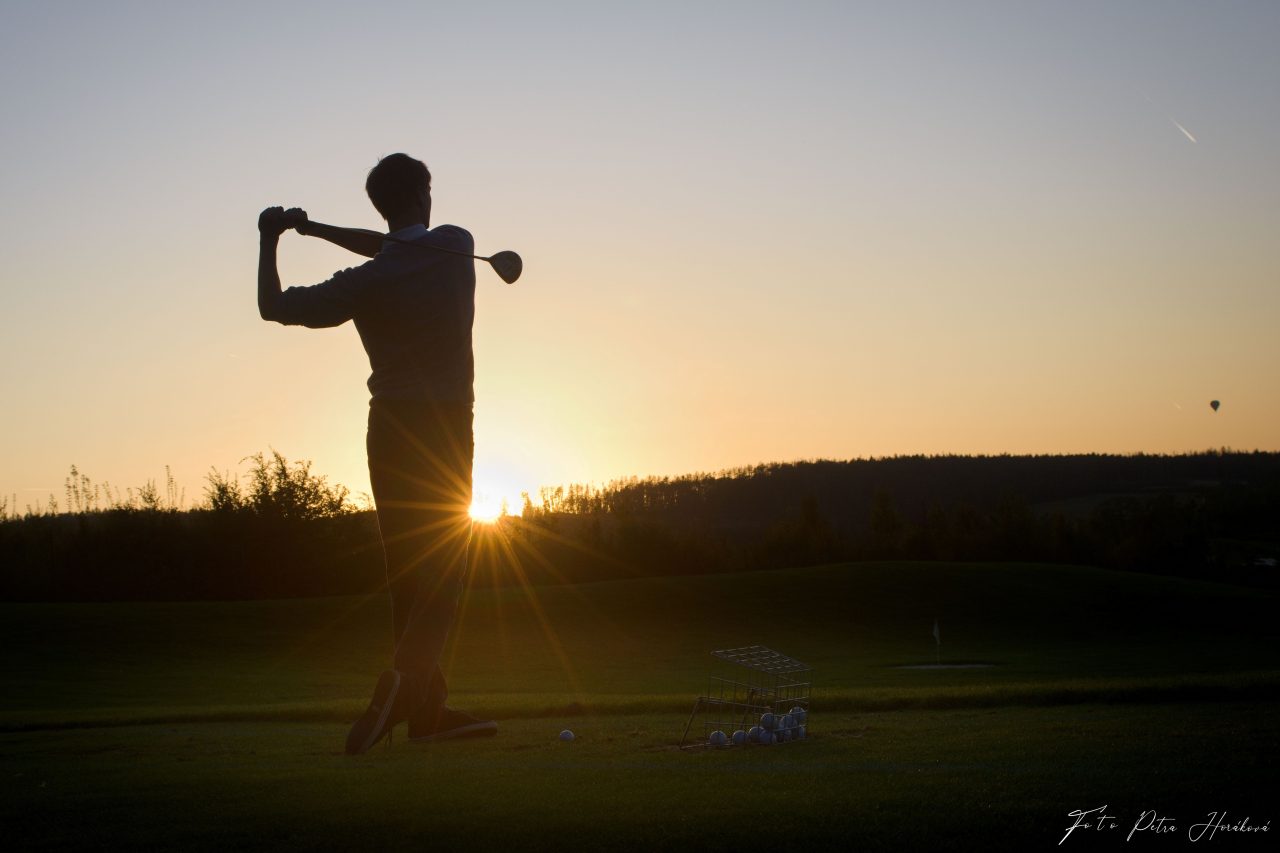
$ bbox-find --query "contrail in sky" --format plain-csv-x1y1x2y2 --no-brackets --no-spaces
1139,89,1198,144
1171,119,1197,144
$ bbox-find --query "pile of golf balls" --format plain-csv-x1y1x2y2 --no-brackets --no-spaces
707,705,809,747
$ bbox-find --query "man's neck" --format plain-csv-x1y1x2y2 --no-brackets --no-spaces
386,216,427,233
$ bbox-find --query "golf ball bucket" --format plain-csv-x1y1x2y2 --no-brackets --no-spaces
679,645,812,750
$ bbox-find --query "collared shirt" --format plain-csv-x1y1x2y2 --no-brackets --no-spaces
275,223,476,403
383,222,430,248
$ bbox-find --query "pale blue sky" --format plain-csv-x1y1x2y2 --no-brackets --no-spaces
2,1,1277,512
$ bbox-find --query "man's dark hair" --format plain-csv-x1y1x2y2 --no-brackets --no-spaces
366,153,432,221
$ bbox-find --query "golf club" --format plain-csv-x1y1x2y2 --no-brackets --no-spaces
291,215,522,284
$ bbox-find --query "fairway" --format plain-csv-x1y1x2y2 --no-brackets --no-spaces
4,562,1279,849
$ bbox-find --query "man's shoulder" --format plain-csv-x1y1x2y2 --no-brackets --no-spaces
366,224,474,279
428,224,474,251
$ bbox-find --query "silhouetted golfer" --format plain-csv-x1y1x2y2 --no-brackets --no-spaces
257,153,496,754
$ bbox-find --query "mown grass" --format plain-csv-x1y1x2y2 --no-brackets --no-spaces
2,561,1278,849
3,704,1276,852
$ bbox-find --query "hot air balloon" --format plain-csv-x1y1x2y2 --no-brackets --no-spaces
1210,400,1220,412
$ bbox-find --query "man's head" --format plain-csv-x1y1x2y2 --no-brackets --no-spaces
366,153,431,226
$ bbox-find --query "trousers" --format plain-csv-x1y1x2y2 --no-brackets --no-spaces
365,396,474,711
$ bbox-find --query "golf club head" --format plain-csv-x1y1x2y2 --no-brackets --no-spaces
488,251,522,284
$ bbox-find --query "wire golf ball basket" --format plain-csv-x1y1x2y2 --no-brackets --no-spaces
679,645,812,749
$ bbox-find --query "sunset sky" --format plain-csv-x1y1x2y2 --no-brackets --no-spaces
2,1,1277,515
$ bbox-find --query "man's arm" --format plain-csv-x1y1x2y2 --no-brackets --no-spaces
257,206,376,327
257,206,288,321
296,217,384,259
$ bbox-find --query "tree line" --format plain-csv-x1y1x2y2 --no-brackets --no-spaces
2,451,1277,601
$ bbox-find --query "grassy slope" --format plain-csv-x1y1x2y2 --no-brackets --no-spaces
2,561,1277,729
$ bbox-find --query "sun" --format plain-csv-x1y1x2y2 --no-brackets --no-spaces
468,472,526,523
469,494,507,523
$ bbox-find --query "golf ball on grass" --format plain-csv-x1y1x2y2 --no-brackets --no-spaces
709,730,728,746
748,725,763,743
732,730,747,746
559,730,575,742
790,706,808,725
760,713,777,731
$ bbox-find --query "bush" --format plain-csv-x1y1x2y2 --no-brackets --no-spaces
206,450,355,520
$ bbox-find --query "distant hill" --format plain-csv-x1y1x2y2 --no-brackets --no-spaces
514,451,1280,587
531,451,1278,529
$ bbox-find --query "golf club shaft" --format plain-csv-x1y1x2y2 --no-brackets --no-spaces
304,219,492,262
